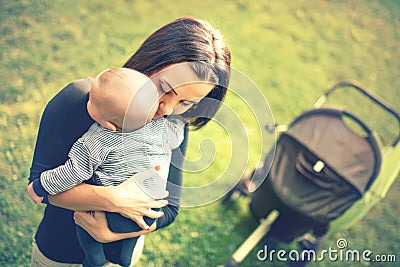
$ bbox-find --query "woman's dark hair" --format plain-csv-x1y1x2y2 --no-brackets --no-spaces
123,17,231,129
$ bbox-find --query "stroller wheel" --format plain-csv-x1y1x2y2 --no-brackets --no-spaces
222,189,241,205
219,258,241,267
297,233,326,251
222,178,252,205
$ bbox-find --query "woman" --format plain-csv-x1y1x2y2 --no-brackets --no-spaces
29,17,231,266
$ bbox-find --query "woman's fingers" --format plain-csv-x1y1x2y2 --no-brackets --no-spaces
26,182,44,204
109,166,170,230
74,211,114,243
126,199,167,217
149,199,168,209
119,199,167,229
74,210,96,226
143,208,165,219
128,207,164,230
135,217,150,230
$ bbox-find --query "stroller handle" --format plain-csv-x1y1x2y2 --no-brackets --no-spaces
314,80,400,147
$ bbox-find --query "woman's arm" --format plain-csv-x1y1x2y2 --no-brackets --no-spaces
47,183,122,211
72,128,188,240
48,174,168,229
74,211,156,243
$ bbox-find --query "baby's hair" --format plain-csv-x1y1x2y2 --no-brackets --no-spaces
96,68,131,88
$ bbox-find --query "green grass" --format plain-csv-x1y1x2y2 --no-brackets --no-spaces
1,0,399,266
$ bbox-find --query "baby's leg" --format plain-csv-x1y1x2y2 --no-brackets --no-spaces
76,225,106,267
104,211,158,266
118,238,138,267
106,210,157,233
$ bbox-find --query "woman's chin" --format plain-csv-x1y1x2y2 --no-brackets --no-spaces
152,113,162,119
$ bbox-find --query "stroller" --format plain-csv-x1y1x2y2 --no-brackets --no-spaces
222,81,400,267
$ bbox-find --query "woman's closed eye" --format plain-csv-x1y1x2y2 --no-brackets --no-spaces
178,100,194,107
158,80,175,95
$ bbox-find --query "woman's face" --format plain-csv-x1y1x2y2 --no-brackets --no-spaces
150,63,214,119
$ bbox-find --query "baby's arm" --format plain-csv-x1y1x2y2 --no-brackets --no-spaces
27,136,102,204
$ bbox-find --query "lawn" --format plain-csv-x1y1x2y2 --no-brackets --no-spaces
1,0,399,266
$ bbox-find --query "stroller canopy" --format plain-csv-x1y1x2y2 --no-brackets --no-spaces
269,108,382,223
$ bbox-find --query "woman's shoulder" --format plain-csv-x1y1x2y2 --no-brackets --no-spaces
68,77,95,91
41,77,95,131
59,77,95,98
47,77,94,109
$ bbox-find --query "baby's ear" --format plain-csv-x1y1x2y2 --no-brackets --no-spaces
104,121,118,131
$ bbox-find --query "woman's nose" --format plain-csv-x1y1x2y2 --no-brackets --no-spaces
157,99,175,116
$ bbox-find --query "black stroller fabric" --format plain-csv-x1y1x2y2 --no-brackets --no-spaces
251,108,382,227
270,133,361,224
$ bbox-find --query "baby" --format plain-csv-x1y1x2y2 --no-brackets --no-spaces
27,67,184,267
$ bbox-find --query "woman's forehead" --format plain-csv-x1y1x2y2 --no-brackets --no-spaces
175,82,214,100
153,63,200,85
153,62,214,98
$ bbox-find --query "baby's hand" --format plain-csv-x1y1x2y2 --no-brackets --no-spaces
26,182,44,204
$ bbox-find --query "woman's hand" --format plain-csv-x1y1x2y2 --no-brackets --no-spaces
73,211,156,243
26,182,44,204
108,167,169,230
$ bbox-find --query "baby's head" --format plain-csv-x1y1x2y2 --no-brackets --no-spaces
87,68,159,132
